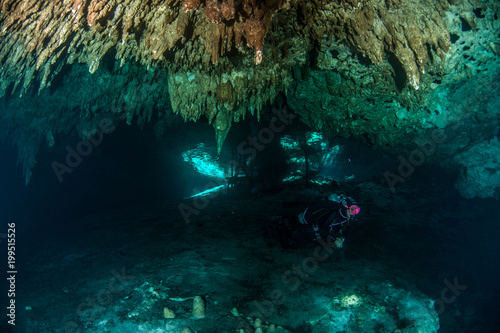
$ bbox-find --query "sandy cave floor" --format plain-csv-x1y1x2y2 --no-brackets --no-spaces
7,181,499,333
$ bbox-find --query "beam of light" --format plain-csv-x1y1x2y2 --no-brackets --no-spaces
181,143,226,180
181,143,228,199
184,184,226,199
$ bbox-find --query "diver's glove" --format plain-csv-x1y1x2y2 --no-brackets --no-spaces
334,237,345,249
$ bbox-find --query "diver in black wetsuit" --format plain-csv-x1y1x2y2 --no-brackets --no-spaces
279,196,361,249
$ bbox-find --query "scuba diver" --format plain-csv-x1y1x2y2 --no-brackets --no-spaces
279,195,361,249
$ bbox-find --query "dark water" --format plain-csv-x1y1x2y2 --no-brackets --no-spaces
1,117,499,333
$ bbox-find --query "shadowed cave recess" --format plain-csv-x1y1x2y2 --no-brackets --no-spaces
0,0,499,333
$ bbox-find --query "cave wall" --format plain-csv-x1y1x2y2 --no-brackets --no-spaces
287,0,500,197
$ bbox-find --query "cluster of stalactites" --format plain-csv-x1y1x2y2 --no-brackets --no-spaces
0,0,288,98
182,0,287,64
302,0,452,90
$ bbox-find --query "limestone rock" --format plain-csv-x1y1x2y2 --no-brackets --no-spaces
230,307,240,316
192,295,206,318
163,307,176,319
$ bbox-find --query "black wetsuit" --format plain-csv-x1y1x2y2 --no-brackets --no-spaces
280,200,351,249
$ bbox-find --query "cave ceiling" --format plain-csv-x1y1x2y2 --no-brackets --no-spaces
0,0,499,197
